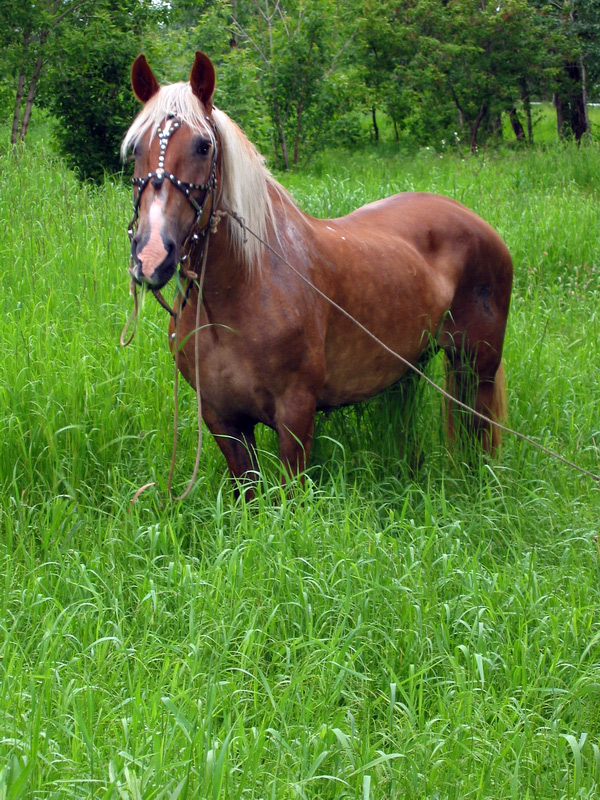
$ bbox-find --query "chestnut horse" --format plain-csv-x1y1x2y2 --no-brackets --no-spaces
123,52,512,493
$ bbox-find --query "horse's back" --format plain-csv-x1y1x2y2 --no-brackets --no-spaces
330,190,513,314
338,192,510,265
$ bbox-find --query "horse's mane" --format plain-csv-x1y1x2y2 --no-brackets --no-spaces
122,82,291,271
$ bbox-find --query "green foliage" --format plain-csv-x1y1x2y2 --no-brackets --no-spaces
4,0,600,175
38,0,161,182
229,0,356,167
353,0,559,150
0,0,53,82
542,0,600,140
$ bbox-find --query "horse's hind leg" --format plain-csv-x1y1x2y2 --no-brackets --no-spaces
444,342,507,454
442,266,511,454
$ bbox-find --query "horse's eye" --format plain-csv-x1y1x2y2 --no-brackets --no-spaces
197,140,211,156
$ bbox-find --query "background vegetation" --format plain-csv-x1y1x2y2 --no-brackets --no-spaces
4,0,600,177
1,110,600,794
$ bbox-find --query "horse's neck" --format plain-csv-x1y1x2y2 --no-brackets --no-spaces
198,183,300,298
192,219,260,310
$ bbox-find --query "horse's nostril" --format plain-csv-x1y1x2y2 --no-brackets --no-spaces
165,240,177,261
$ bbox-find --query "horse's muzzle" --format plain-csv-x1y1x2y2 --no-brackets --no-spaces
129,235,178,289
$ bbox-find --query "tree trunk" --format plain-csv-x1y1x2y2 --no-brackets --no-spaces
11,72,26,145
520,76,533,145
371,105,379,142
469,102,488,153
273,98,289,169
278,126,290,170
491,113,503,139
293,99,303,166
553,92,564,136
508,107,525,142
20,54,44,141
580,54,590,134
554,61,589,142
11,29,31,145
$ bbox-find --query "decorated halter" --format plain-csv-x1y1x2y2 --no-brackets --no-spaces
128,114,219,254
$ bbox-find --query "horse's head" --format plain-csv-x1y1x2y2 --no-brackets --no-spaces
124,52,218,289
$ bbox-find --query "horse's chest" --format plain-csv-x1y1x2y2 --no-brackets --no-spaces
184,315,310,423
196,338,262,408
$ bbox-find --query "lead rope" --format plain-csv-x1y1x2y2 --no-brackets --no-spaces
120,280,140,346
218,209,600,486
167,230,211,501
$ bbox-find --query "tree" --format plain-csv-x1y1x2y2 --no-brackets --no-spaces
353,0,558,151
354,0,415,142
546,0,600,141
1,0,90,145
40,0,161,181
230,0,354,167
444,0,556,150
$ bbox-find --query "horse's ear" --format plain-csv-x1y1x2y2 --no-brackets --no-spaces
190,51,216,110
131,54,160,103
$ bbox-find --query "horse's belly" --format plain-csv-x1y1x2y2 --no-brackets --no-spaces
318,364,409,407
316,271,449,407
317,331,429,408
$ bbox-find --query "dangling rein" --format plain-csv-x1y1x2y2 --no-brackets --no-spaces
121,114,219,502
120,220,214,503
121,210,600,502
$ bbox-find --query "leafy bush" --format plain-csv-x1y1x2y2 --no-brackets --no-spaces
41,3,157,182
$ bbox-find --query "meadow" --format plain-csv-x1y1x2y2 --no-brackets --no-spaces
1,117,600,798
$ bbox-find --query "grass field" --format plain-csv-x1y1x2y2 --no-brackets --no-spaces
1,123,600,798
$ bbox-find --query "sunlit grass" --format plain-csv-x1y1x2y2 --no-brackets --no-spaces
1,134,599,797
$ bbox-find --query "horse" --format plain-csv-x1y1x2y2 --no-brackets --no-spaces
122,51,513,496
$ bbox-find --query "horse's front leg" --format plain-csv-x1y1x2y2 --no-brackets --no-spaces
202,406,258,499
274,391,317,487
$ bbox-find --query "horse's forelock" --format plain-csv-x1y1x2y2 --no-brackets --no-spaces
121,83,216,160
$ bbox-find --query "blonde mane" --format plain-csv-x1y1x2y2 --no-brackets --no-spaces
122,82,287,270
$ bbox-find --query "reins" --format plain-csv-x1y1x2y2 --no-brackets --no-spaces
120,225,213,502
167,229,210,501
121,113,218,501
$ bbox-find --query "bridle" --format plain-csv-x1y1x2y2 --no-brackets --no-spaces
126,113,219,315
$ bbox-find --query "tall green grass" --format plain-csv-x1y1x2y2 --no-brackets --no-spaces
1,136,600,798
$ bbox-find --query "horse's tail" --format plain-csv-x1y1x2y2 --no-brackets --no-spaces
489,361,507,451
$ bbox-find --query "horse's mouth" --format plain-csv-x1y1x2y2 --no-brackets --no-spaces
129,228,180,289
128,255,177,291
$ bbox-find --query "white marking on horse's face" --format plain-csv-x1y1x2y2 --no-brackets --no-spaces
138,198,168,279
134,118,184,280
